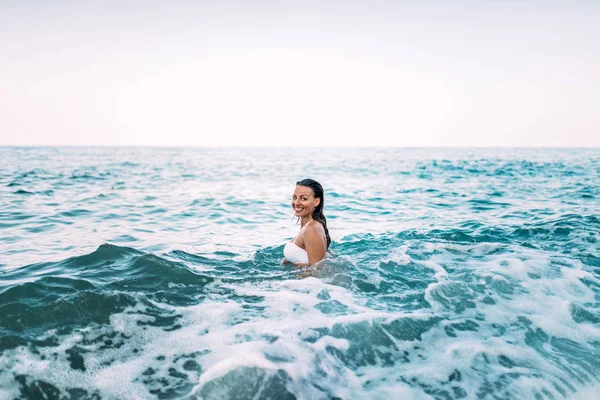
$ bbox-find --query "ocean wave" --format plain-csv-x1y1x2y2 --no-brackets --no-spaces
0,231,599,399
1,147,599,399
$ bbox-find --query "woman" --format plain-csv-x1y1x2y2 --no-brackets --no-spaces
283,179,331,267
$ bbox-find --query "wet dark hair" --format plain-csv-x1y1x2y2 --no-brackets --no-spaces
296,178,331,249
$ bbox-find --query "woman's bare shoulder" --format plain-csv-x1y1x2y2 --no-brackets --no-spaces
307,220,324,232
303,221,325,238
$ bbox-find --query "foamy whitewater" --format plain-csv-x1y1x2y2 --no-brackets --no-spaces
0,147,598,399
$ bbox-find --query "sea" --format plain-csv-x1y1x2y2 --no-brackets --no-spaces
0,147,598,400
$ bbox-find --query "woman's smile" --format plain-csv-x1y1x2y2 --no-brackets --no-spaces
292,203,309,216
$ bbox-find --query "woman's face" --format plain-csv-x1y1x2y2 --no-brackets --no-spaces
292,185,320,218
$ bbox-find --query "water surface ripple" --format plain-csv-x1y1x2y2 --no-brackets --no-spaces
0,147,599,399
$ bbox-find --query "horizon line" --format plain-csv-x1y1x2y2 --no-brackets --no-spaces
1,145,599,149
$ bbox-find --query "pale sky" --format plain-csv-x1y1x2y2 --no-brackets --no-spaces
1,0,598,147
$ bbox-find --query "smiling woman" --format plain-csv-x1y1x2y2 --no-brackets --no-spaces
283,179,331,267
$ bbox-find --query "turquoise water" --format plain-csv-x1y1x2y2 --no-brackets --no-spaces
0,147,599,400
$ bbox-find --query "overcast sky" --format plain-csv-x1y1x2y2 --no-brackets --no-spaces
1,0,598,147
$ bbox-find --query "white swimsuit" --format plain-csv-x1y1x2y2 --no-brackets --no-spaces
283,220,312,264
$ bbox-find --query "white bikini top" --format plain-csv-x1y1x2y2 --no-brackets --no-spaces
283,220,312,264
